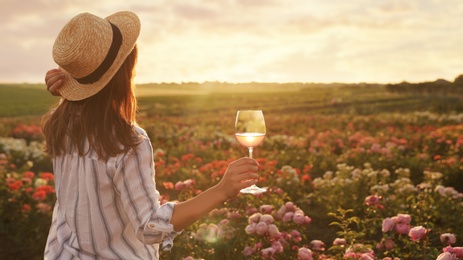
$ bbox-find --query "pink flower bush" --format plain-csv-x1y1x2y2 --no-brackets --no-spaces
276,202,312,225
240,200,313,258
245,213,281,239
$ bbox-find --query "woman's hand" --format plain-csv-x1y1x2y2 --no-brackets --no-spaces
216,157,260,200
44,68,64,96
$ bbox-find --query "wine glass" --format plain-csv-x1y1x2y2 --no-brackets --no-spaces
235,110,267,194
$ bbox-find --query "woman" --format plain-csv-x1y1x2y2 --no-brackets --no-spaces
42,11,259,259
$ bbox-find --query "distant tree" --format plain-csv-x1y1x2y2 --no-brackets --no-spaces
454,74,463,88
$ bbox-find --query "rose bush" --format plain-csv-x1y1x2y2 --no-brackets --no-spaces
1,110,463,259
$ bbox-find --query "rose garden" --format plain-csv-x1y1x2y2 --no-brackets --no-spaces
1,81,463,259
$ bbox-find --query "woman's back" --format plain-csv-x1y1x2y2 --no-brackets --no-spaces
45,126,177,259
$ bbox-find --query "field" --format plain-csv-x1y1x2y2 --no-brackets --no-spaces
1,82,463,259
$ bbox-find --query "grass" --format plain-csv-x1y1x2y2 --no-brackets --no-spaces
1,82,462,120
0,84,59,117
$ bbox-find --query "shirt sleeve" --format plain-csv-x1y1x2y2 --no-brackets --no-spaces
112,132,182,251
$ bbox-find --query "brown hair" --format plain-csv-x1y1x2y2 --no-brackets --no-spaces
42,45,141,160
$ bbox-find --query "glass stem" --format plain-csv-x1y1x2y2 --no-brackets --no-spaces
248,147,253,158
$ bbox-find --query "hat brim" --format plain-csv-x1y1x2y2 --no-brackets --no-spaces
58,11,140,101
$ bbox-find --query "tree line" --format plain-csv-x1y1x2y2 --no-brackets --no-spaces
386,74,463,95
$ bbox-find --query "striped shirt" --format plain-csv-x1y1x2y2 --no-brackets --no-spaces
44,126,181,260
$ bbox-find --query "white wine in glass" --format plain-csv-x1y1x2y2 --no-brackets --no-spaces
235,110,267,194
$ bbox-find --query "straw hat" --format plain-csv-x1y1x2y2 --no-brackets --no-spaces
52,11,140,101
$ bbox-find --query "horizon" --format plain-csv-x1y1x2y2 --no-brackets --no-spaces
2,74,460,86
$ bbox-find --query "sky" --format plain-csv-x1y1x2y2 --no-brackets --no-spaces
1,0,462,84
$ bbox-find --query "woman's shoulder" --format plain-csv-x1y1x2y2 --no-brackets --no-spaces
133,125,148,138
114,125,151,162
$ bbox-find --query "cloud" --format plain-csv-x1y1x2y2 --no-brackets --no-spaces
1,0,463,83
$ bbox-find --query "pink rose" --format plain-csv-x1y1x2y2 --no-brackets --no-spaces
383,238,395,250
298,247,313,260
364,194,382,207
246,207,258,215
440,233,457,245
333,238,347,246
309,240,325,251
290,230,302,242
260,205,274,214
256,222,268,236
408,226,427,242
436,252,455,260
276,205,287,219
395,222,410,235
396,213,411,224
360,253,375,260
454,247,463,258
283,212,295,222
260,214,274,224
227,211,241,219
219,219,229,226
268,224,280,238
271,241,283,253
174,181,184,190
304,216,312,224
382,217,396,232
217,225,235,240
249,213,262,223
293,211,307,225
242,246,255,257
290,229,301,237
183,179,195,188
443,245,454,253
285,201,296,211
245,223,256,235
261,247,276,258
343,252,357,258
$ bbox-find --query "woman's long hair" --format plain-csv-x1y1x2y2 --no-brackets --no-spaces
42,45,141,160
